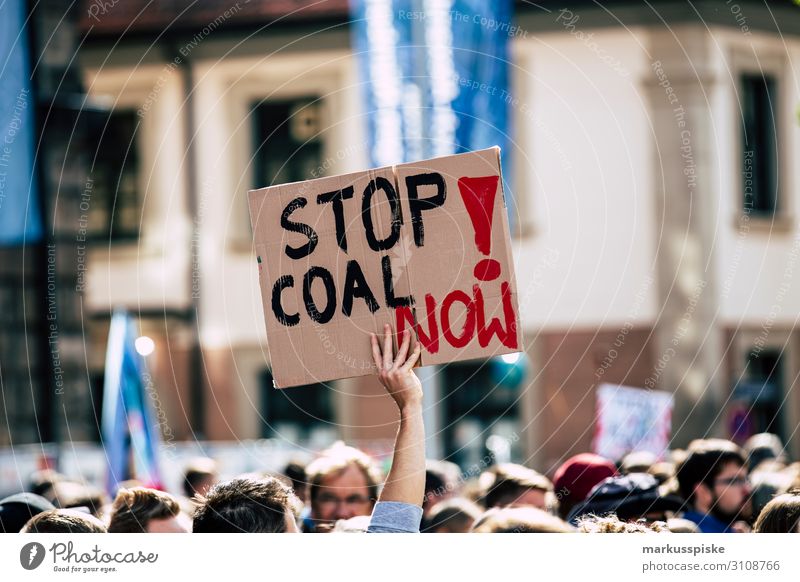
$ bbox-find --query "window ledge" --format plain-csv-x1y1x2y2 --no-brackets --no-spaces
512,220,537,242
87,240,160,261
228,237,256,255
732,213,796,234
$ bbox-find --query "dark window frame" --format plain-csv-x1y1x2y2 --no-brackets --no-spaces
251,97,324,191
259,369,336,440
739,72,780,217
86,109,142,243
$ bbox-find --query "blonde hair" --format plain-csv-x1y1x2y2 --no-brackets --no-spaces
306,442,381,503
577,514,669,533
754,490,800,533
480,463,553,508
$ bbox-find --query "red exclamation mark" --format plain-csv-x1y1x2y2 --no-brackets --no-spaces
457,175,501,281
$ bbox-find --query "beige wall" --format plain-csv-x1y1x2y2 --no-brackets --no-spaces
79,22,800,456
524,327,658,474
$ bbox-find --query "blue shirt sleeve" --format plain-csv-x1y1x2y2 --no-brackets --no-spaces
366,501,423,533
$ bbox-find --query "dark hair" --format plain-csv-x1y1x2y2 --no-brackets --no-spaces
754,491,800,533
744,433,785,470
183,458,218,498
749,471,788,521
481,464,552,508
425,470,446,498
22,509,107,533
0,493,56,533
108,487,180,533
676,439,745,504
28,470,67,498
48,481,108,517
193,478,296,533
283,460,308,500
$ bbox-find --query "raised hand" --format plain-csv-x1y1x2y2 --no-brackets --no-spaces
370,324,423,412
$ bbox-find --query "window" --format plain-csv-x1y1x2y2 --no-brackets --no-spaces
259,369,336,444
440,360,522,469
731,349,784,442
252,98,323,188
86,110,141,241
740,73,779,216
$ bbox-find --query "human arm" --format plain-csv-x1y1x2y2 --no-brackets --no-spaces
366,325,425,533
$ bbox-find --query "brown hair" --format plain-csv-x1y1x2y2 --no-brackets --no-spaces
22,509,107,533
306,443,381,504
183,457,218,498
192,477,297,533
471,507,574,533
424,498,483,533
107,487,180,533
753,491,800,533
480,464,553,508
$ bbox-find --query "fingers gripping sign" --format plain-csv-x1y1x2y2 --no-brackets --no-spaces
370,325,423,410
367,324,426,517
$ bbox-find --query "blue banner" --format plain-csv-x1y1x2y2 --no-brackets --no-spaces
350,0,513,211
0,0,43,246
102,311,163,496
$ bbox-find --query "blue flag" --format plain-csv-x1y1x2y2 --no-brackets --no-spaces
0,0,43,246
101,311,163,496
350,0,513,214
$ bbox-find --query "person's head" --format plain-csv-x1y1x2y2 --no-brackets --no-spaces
676,439,752,524
471,507,574,533
306,443,380,528
567,473,684,525
423,459,460,516
0,493,55,533
282,459,308,504
648,461,676,485
753,491,800,533
193,477,299,533
423,498,482,533
751,459,787,475
620,451,657,475
108,487,188,533
749,470,792,522
47,481,108,517
744,433,786,471
480,464,552,510
28,469,67,498
22,509,107,533
183,458,218,500
576,514,669,533
552,453,617,519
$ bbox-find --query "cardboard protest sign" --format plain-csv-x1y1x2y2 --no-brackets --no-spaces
592,384,674,461
248,147,521,388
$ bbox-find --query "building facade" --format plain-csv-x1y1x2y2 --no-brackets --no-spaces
9,0,796,473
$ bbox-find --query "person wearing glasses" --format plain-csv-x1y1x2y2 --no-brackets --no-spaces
193,325,425,534
304,444,382,532
676,439,753,533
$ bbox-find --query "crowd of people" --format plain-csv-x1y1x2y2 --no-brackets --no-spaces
2,327,799,534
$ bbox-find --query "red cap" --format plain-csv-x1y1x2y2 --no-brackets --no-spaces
553,453,617,505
